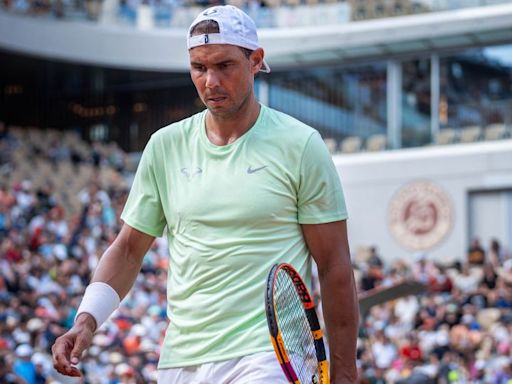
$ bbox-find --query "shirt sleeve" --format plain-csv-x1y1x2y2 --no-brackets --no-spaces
121,136,167,237
297,131,348,224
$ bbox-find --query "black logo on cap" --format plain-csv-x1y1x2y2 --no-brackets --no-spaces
203,8,218,16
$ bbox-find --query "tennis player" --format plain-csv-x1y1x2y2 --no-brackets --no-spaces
52,5,359,383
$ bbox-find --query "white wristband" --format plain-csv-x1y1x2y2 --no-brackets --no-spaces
75,282,121,330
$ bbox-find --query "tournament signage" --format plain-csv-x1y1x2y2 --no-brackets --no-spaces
388,180,453,251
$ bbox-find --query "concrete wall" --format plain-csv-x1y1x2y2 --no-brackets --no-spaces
334,140,512,265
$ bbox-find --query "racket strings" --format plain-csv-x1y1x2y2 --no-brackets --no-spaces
275,271,318,383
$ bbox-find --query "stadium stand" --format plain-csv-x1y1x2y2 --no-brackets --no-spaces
0,125,166,383
323,137,339,155
365,133,387,152
484,123,509,141
459,125,483,144
1,0,511,29
1,123,512,382
434,128,457,146
353,243,512,383
1,3,511,151
3,126,128,220
341,135,363,154
1,0,512,383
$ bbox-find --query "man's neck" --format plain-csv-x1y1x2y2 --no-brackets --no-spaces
205,99,261,146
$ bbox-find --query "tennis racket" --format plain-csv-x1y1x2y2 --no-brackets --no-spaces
265,263,329,384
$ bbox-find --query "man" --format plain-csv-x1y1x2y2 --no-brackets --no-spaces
52,5,359,383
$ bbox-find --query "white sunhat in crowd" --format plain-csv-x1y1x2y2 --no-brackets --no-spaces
16,344,33,358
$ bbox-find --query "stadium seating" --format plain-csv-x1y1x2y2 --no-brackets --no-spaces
365,133,387,152
434,128,458,145
3,126,128,219
484,123,508,141
340,135,363,154
323,137,337,154
2,124,512,384
459,125,482,143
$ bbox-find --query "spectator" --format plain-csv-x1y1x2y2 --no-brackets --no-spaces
371,330,398,370
394,295,420,330
367,245,384,268
489,238,505,267
449,262,482,294
399,333,423,364
13,344,36,384
495,358,512,384
467,238,486,265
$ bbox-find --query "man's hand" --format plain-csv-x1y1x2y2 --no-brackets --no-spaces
52,313,96,377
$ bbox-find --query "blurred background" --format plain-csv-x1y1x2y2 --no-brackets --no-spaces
1,0,512,383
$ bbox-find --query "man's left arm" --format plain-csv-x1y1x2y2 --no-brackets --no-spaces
302,220,359,384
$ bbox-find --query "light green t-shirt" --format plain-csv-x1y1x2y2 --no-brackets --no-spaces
121,104,348,368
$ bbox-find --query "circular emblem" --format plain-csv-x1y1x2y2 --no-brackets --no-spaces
388,181,452,251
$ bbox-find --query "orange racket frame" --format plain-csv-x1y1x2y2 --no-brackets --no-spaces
265,263,330,384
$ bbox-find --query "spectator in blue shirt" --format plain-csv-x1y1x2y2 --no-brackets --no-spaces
13,344,36,384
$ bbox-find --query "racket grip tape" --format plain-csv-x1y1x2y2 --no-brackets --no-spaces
306,308,321,331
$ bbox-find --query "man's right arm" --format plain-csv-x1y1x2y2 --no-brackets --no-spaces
52,224,155,377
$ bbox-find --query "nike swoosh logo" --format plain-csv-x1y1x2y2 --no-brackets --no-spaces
247,165,267,174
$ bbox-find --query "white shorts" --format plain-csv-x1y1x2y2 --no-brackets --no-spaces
157,351,288,384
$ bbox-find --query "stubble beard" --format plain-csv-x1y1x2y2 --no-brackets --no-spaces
205,89,253,121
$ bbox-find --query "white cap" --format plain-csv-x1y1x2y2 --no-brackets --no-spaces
131,324,147,337
187,5,270,73
16,344,33,357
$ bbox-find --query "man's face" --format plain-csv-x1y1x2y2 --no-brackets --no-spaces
189,44,260,118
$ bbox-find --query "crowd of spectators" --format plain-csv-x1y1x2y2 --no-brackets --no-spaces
0,126,168,383
0,0,255,24
0,0,439,29
355,243,512,383
2,125,512,383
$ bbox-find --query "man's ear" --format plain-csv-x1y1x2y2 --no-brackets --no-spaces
250,48,265,74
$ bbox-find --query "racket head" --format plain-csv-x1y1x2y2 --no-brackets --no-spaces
265,263,329,384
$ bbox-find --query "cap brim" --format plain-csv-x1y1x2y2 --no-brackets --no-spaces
260,59,271,73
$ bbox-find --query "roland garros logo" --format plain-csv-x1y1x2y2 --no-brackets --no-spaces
388,181,452,251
